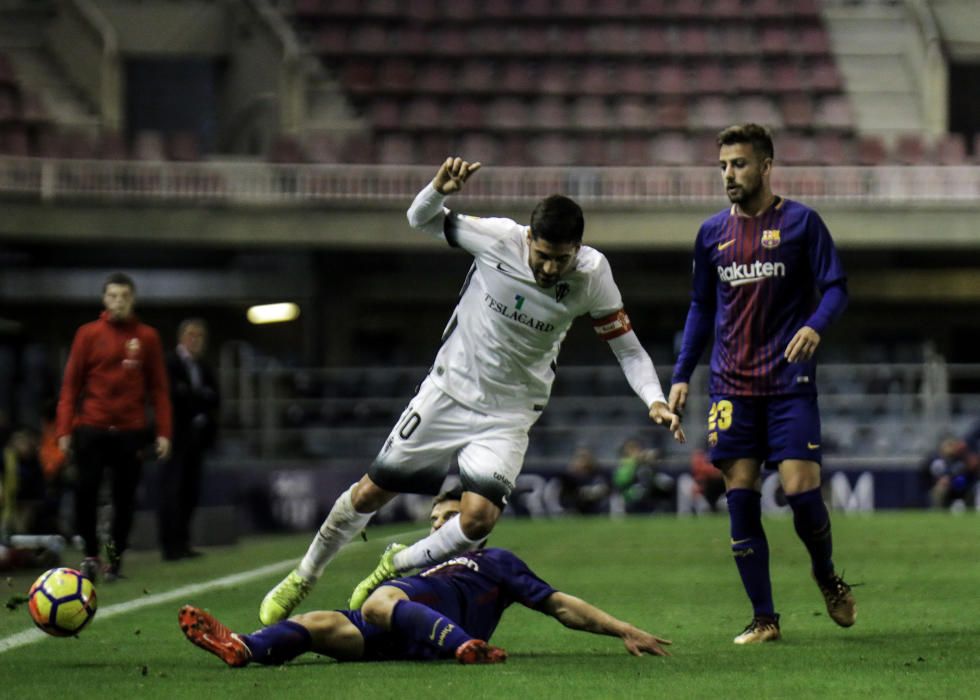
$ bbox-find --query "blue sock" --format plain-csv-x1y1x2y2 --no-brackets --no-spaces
786,487,835,583
241,620,312,666
727,489,775,618
390,600,474,655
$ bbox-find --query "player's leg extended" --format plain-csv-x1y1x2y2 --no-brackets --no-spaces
384,428,522,575
181,605,359,666
363,584,505,663
779,459,856,627
259,478,394,625
771,395,855,627
721,458,780,644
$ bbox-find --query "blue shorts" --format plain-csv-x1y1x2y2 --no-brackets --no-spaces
338,576,462,662
706,394,822,468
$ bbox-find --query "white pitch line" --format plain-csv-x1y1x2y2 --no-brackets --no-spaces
0,528,427,655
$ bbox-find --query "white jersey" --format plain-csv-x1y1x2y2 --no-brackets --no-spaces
409,186,626,414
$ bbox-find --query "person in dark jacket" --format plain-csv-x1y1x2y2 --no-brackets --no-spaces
160,318,219,560
56,272,171,581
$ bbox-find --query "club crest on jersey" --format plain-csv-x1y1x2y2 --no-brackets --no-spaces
122,338,142,368
555,281,570,302
761,229,781,248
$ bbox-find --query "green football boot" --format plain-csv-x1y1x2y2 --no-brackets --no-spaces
259,569,314,625
348,543,407,610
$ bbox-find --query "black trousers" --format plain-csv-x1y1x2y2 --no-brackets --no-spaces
158,429,205,557
73,427,145,558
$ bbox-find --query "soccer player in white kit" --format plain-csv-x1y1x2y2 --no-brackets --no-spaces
259,157,685,624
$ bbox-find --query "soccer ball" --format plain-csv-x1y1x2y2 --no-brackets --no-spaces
28,567,98,637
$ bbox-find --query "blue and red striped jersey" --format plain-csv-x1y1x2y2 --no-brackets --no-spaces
673,198,847,396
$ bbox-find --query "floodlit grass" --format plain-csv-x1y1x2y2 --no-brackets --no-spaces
1,512,978,699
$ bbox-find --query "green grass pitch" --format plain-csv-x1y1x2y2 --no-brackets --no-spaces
1,512,978,699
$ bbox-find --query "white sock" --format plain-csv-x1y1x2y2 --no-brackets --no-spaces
296,484,373,581
392,515,482,571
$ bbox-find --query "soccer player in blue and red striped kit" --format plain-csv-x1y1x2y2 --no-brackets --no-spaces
179,489,671,665
669,124,856,644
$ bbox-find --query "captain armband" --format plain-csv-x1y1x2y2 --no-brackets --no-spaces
592,309,632,341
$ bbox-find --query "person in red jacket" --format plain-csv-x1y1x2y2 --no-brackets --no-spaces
56,272,172,581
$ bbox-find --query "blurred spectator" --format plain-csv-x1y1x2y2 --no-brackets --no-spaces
160,318,219,560
691,448,726,512
56,272,172,581
613,439,675,513
1,428,45,536
922,435,979,510
559,446,610,515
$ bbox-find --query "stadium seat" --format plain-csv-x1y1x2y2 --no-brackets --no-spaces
736,96,783,128
614,97,651,129
814,95,854,130
453,99,484,129
777,133,814,165
580,64,615,96
690,96,732,130
133,130,166,161
98,130,128,160
651,132,693,165
779,94,815,129
856,136,888,166
570,96,610,129
760,26,793,55
377,134,415,164
653,99,688,130
530,96,569,129
693,61,727,94
932,133,967,165
531,134,575,166
370,98,401,129
404,97,440,128
807,60,844,92
813,133,848,166
655,64,690,96
894,134,928,165
168,131,201,161
459,61,495,93
457,132,498,163
732,62,766,93
377,59,415,92
489,97,529,129
499,61,535,93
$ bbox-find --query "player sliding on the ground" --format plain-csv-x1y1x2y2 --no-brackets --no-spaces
258,156,684,625
182,490,672,665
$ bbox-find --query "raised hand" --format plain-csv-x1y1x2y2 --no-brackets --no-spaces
433,156,482,195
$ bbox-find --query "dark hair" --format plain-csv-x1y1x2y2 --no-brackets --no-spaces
529,194,584,245
433,486,464,506
178,317,208,338
717,123,774,161
103,272,135,293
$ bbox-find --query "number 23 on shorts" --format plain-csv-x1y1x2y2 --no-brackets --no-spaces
708,400,734,431
707,400,733,446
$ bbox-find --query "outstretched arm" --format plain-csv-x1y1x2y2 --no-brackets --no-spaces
406,157,482,236
605,329,685,443
539,591,672,657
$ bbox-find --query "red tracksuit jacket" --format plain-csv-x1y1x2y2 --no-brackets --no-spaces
56,311,172,440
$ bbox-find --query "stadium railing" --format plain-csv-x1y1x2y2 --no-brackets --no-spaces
212,357,980,471
1,155,979,203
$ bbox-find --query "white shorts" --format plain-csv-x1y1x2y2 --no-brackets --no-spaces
368,377,539,507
